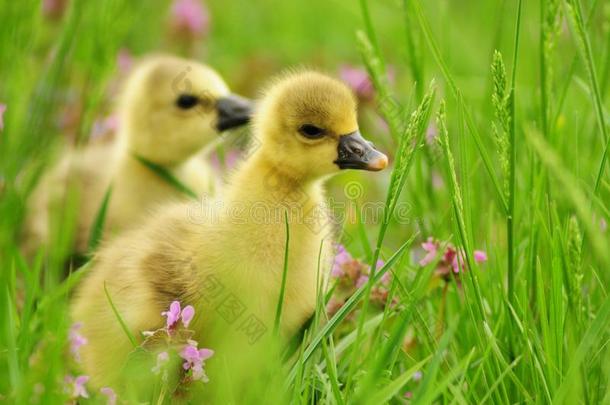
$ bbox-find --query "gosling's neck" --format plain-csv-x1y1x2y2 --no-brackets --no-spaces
227,149,325,209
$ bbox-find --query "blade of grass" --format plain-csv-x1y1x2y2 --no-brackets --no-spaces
104,281,138,348
133,154,197,200
87,185,112,253
552,294,610,404
273,211,290,336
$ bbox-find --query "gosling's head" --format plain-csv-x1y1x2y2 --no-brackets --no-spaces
254,71,387,180
119,54,253,165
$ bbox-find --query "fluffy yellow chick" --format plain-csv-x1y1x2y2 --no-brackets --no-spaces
70,70,388,391
22,54,252,256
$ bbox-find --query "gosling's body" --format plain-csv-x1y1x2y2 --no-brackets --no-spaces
23,54,251,256
71,71,387,390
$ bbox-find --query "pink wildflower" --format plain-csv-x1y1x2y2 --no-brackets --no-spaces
90,115,120,140
151,351,170,375
419,237,438,266
473,250,488,263
162,301,182,328
326,297,344,317
356,275,369,289
161,301,195,329
171,0,210,37
100,387,117,405
69,322,88,362
65,375,89,399
404,391,413,399
339,65,374,101
181,305,195,327
331,244,352,278
180,341,214,383
425,122,438,144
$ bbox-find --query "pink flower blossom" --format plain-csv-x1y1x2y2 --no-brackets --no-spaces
90,115,120,140
210,149,240,172
65,375,89,399
69,322,88,362
162,301,182,328
331,244,353,278
356,275,369,289
181,305,195,327
162,301,196,329
474,250,488,263
180,341,214,383
326,297,344,317
425,122,438,144
380,272,391,286
171,0,210,37
339,65,374,101
419,237,438,266
100,387,117,405
0,103,6,131
404,391,413,399
152,351,170,375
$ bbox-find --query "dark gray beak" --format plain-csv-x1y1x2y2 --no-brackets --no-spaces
335,130,388,171
215,94,253,132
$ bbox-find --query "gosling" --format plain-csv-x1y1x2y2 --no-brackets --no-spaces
71,70,388,390
22,54,252,257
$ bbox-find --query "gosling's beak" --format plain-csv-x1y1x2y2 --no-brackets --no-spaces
335,130,388,171
215,94,253,132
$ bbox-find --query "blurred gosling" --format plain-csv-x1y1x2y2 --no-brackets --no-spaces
23,54,253,257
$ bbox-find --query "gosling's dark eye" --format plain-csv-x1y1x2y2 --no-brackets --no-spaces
176,94,199,109
299,124,325,139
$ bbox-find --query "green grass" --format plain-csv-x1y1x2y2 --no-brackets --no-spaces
1,0,609,403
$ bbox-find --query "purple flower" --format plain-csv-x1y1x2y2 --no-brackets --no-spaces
210,149,240,172
331,244,353,278
181,305,195,327
356,275,369,289
69,322,88,362
65,375,89,399
161,301,196,329
419,237,438,266
0,103,6,131
380,271,391,286
162,301,182,328
171,0,210,37
151,351,170,375
90,115,120,140
425,122,438,144
339,65,374,101
413,370,423,381
100,387,117,405
180,341,214,383
473,250,488,263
